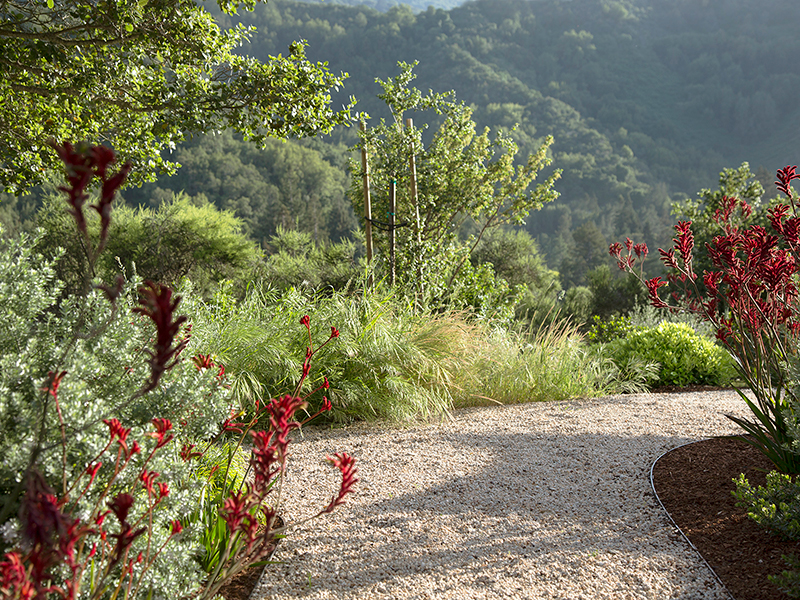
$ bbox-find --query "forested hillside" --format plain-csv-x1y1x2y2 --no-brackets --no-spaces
201,0,799,271
8,0,800,284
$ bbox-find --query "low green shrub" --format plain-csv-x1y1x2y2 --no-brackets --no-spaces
607,321,735,387
734,471,800,540
734,471,800,597
586,314,633,344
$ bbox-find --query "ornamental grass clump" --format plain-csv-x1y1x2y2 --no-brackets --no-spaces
0,142,357,600
611,165,800,473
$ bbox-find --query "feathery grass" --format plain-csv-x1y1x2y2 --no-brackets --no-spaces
188,283,650,423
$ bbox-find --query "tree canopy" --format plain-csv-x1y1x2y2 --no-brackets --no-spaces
350,62,560,314
0,0,356,192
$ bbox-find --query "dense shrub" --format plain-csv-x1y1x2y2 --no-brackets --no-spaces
734,472,800,541
607,322,735,387
35,191,260,297
260,226,362,293
734,472,800,597
585,314,633,344
0,144,356,599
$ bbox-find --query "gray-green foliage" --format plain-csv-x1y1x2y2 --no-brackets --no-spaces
0,226,232,597
606,322,735,387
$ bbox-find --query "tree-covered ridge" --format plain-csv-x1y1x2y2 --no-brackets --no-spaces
292,0,465,13
201,0,798,270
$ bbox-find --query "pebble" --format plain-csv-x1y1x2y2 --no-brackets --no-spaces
250,391,750,600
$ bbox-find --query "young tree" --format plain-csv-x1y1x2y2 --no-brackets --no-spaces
350,61,561,309
0,0,355,192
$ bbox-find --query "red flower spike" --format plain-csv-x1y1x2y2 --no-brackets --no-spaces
20,471,69,561
95,510,110,526
92,161,131,253
180,443,203,461
44,370,67,400
157,482,169,499
85,462,103,486
0,552,31,599
250,430,280,494
222,417,247,434
148,418,173,449
221,490,253,533
52,141,93,236
776,165,800,198
645,277,669,309
322,377,330,390
170,520,183,536
674,221,695,269
658,247,679,270
132,281,189,394
52,142,130,253
139,471,159,497
108,494,135,524
330,326,340,338
300,315,311,329
103,418,131,453
127,440,141,458
321,397,332,412
192,354,215,371
323,453,359,513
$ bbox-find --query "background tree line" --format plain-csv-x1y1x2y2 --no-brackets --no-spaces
4,0,797,317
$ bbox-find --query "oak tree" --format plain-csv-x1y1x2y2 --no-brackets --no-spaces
0,0,355,192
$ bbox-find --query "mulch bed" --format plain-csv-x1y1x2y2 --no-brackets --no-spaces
217,564,266,600
652,435,800,600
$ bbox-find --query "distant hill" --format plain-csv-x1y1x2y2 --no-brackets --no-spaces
292,0,466,13
126,0,800,277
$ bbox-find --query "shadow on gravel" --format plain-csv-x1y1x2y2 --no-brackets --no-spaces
256,393,743,599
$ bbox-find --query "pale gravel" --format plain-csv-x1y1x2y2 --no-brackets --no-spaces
250,390,753,600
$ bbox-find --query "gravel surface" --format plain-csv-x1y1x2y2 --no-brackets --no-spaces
251,391,751,600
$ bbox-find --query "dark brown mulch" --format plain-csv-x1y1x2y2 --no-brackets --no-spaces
216,564,266,600
653,436,800,600
215,516,283,600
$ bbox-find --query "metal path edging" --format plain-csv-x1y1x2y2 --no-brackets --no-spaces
650,439,737,600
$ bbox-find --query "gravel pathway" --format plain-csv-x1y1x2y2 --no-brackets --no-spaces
251,391,751,600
